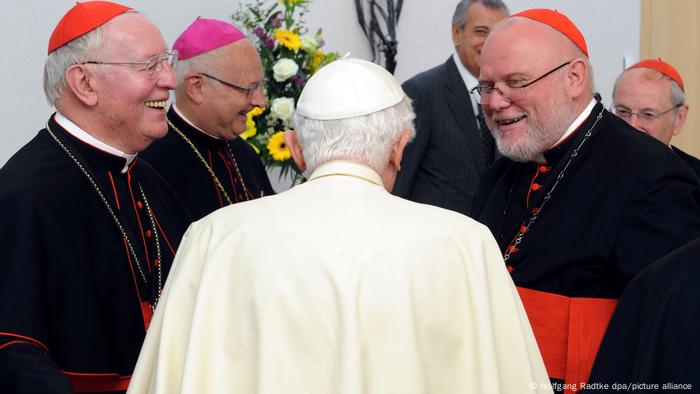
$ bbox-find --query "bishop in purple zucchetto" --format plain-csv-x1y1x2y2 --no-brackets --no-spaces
173,17,247,60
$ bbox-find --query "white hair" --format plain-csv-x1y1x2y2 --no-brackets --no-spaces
43,10,139,106
293,97,415,175
670,79,686,106
175,47,223,85
43,27,104,106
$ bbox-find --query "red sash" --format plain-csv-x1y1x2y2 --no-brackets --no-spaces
517,287,617,394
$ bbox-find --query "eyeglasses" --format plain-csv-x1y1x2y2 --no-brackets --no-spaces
200,73,263,98
83,50,178,79
471,60,572,104
611,103,682,123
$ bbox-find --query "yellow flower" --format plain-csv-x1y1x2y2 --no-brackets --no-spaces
276,0,303,4
240,125,256,140
310,50,325,73
240,111,259,140
274,29,302,52
267,131,292,161
249,106,264,117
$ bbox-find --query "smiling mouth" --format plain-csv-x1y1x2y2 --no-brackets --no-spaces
496,114,527,126
145,100,167,109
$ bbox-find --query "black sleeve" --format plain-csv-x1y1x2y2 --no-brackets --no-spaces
0,343,72,394
616,154,700,282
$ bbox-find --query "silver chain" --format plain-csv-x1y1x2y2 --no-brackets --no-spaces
45,122,163,309
504,108,605,262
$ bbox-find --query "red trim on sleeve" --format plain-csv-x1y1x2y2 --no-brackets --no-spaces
62,371,131,393
0,332,49,353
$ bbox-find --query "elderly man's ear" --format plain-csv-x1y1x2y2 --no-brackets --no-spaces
65,64,98,106
284,130,306,172
182,74,206,104
389,130,412,172
565,58,589,98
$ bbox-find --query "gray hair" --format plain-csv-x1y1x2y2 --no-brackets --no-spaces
670,80,686,106
175,49,221,85
293,97,416,175
452,0,509,29
43,27,105,106
43,10,139,106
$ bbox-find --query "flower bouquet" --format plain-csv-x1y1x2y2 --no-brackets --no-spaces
233,0,340,184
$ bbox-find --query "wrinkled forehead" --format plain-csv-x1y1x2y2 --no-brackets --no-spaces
479,17,575,79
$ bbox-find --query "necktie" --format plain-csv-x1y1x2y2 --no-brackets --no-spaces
477,104,495,165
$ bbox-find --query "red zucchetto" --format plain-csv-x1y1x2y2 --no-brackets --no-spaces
627,58,685,92
513,8,589,57
48,1,132,54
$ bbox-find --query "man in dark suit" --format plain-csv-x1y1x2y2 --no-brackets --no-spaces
611,58,700,176
392,0,508,216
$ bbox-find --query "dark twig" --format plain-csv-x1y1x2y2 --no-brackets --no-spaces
354,0,403,74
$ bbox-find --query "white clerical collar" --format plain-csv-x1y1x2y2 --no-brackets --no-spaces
453,52,479,115
309,160,385,189
172,103,222,140
54,112,136,174
550,98,597,148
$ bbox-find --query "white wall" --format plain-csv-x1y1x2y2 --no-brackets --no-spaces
0,0,638,166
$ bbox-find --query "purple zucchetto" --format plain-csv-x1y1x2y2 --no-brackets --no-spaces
173,17,246,60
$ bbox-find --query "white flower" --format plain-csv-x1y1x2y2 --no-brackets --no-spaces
300,35,319,52
272,58,299,82
270,97,295,122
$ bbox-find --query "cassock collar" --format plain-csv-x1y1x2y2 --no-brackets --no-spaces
543,100,602,166
309,160,385,189
170,105,227,150
53,112,136,174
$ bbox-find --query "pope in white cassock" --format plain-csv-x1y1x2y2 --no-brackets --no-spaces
127,58,551,394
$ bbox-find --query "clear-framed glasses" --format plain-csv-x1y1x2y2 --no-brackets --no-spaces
611,103,682,123
470,60,572,104
199,73,263,98
83,50,178,79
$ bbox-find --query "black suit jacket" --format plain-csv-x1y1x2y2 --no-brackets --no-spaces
393,56,491,216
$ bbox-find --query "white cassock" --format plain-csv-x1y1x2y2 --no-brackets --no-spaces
128,160,551,394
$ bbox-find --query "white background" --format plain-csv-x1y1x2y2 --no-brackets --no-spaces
0,0,639,167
